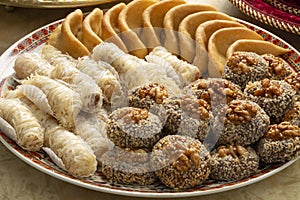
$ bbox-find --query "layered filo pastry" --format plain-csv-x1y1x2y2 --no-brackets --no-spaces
4,89,98,177
92,42,182,96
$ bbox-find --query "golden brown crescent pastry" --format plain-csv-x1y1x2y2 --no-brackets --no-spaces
193,20,245,74
118,0,157,58
163,3,217,55
142,0,186,49
47,9,90,58
82,8,103,52
226,39,291,58
178,11,234,63
101,3,129,53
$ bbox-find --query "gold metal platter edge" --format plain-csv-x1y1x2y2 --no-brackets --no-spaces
0,0,119,8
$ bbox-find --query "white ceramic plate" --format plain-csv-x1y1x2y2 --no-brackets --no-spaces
0,18,299,198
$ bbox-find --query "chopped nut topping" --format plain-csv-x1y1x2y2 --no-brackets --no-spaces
196,79,208,90
217,145,247,158
264,122,300,140
284,72,300,93
181,96,210,120
225,101,258,125
139,83,169,104
263,54,291,78
227,52,259,74
125,108,149,123
253,78,283,97
209,79,243,103
174,147,200,171
200,91,211,103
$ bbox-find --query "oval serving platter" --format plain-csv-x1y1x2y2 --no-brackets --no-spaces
0,17,299,198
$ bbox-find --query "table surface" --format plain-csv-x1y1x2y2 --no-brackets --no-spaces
0,0,299,199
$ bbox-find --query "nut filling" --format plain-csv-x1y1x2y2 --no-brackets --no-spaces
252,78,283,97
263,54,292,80
284,72,300,93
183,78,244,114
181,97,211,120
128,83,169,110
226,53,258,74
128,108,149,123
225,100,258,125
264,122,300,140
245,78,295,119
217,145,248,158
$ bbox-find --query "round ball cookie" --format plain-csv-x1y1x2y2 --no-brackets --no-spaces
101,147,157,185
244,78,295,119
213,99,270,146
128,82,169,123
150,135,211,189
183,78,244,114
222,51,269,89
256,122,300,163
263,54,292,80
128,82,169,109
210,144,259,181
106,107,164,149
162,95,212,141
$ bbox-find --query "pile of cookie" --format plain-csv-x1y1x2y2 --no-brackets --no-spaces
3,0,299,190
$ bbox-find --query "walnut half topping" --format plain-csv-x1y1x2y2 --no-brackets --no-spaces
209,79,243,104
174,147,201,171
217,145,248,158
284,72,300,93
128,108,149,123
225,100,258,125
263,54,292,79
181,96,210,120
227,52,258,74
139,83,169,104
264,122,300,140
253,78,283,97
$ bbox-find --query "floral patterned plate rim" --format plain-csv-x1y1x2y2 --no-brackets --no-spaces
229,0,300,35
0,17,299,198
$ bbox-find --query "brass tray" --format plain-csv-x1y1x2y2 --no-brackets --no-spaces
0,0,120,8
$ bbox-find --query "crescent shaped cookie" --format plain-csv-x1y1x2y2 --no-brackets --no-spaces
118,0,157,58
193,20,245,74
142,0,186,49
208,27,264,78
226,39,291,58
163,3,217,55
47,9,90,58
82,8,103,52
178,11,234,63
101,3,128,53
